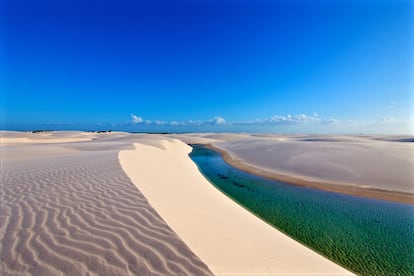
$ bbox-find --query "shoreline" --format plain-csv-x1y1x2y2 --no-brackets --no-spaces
206,144,414,205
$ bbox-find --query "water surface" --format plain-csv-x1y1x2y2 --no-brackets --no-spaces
189,145,414,275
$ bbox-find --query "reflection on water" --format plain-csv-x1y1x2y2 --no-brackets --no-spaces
189,145,414,275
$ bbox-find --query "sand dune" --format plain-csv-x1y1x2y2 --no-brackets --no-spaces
170,133,414,204
119,139,352,275
0,136,212,275
0,131,95,144
2,131,361,275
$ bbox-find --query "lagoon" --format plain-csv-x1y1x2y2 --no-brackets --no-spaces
189,145,414,275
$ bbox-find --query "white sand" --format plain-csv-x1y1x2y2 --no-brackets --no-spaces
119,139,352,275
1,132,212,275
1,131,356,275
170,133,414,195
0,131,95,144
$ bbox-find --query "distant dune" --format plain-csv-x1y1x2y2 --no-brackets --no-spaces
170,133,414,204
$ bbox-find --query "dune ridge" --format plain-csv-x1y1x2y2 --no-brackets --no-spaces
0,140,212,275
119,139,353,275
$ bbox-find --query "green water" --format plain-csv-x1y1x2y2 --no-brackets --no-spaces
189,145,414,275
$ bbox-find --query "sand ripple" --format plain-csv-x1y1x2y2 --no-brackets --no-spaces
0,145,212,275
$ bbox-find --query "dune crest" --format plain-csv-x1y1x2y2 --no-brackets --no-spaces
119,139,353,275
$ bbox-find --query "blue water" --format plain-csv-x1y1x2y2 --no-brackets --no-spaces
189,145,414,275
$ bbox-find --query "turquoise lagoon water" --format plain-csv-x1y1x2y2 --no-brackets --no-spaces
189,145,414,275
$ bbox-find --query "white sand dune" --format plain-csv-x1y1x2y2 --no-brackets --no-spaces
0,131,95,145
3,131,410,275
1,131,357,275
217,137,414,192
170,133,414,203
1,134,212,275
119,139,352,275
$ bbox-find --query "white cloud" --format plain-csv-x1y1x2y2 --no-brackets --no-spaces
131,113,143,124
187,120,202,126
200,116,227,125
126,113,413,134
213,116,226,125
128,113,356,129
262,113,320,124
129,114,226,127
233,113,345,126
154,120,167,125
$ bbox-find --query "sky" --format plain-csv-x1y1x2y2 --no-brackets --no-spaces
1,0,413,133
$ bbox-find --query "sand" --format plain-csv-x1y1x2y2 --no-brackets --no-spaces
1,131,353,275
3,131,411,275
119,139,352,275
0,132,211,275
170,133,414,204
0,131,96,145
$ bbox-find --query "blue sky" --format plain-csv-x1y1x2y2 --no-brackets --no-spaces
1,0,413,133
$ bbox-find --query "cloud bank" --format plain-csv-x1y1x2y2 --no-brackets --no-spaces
234,113,340,125
130,113,343,127
130,114,227,126
128,113,412,134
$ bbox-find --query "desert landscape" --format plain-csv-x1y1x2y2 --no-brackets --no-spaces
0,131,212,275
0,131,358,275
3,0,411,274
2,131,413,274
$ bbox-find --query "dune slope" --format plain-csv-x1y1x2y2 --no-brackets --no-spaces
119,139,352,275
0,140,211,275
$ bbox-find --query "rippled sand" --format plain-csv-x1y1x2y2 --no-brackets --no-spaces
1,131,354,275
0,133,211,275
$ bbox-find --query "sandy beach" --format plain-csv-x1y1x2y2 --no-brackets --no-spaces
1,131,352,275
171,133,414,204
